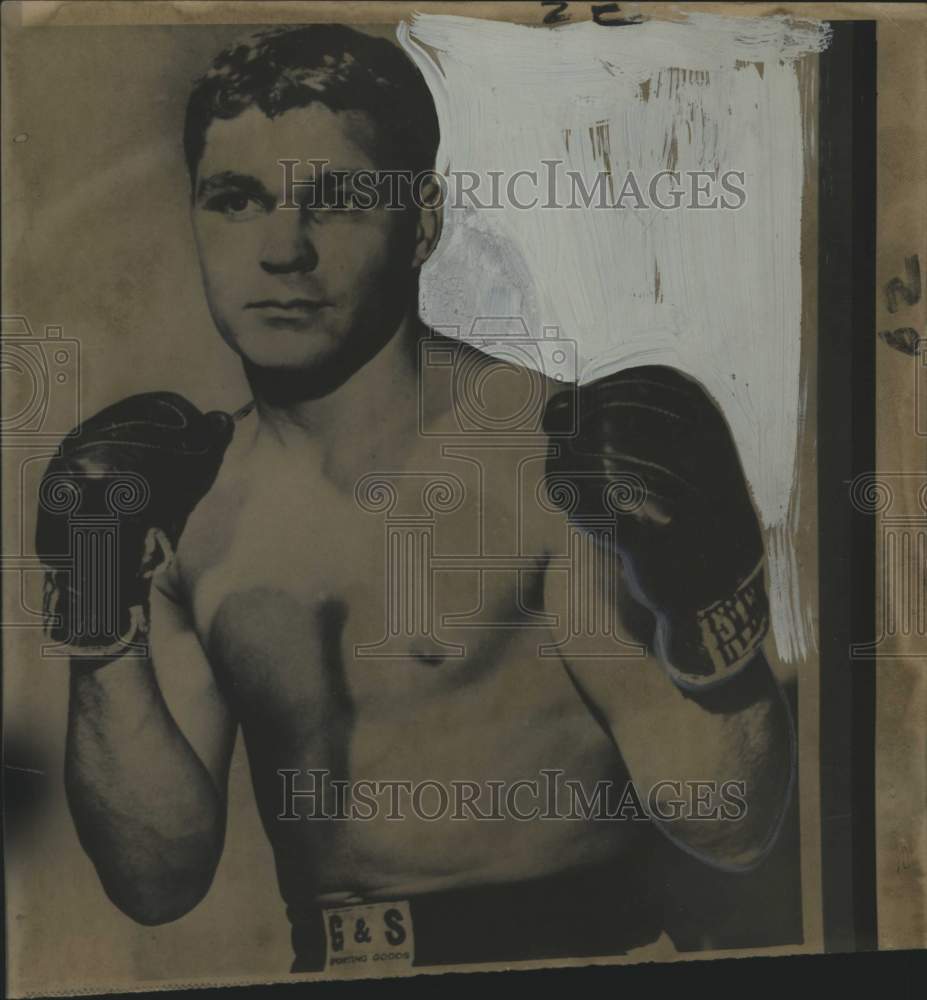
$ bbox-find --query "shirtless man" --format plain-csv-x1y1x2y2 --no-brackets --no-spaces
37,25,794,972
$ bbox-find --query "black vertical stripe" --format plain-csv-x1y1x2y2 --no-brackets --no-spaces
818,19,878,954
849,19,878,954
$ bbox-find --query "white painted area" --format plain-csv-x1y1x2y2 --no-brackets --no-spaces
399,12,829,663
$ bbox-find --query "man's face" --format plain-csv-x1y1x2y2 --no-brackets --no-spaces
191,103,417,376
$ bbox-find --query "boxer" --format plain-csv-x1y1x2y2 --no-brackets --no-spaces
37,24,794,971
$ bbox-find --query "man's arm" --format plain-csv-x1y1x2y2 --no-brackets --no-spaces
544,559,794,871
541,365,794,870
36,392,238,923
65,571,237,925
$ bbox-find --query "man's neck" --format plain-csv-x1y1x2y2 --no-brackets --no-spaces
250,314,427,490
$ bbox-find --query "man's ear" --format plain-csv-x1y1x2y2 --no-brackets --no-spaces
411,174,444,269
140,527,176,581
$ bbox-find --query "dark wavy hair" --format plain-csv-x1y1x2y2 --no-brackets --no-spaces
183,24,440,185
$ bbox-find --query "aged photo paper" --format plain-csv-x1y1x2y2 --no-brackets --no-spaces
1,1,925,995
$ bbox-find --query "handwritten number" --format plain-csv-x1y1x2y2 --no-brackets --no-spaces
885,255,921,314
592,2,642,25
540,2,642,26
541,1,570,24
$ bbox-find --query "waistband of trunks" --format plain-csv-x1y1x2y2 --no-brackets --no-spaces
289,845,665,972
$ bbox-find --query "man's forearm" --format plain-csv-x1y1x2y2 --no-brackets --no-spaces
604,649,795,871
66,657,225,924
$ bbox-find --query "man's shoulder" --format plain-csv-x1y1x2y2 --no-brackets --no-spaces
418,332,564,438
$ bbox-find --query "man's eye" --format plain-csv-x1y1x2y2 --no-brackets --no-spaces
338,189,366,212
332,185,358,210
204,193,264,219
310,178,363,212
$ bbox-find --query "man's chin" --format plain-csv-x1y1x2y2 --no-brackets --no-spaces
239,343,361,404
235,325,336,372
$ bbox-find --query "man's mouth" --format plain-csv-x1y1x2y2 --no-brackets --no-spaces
246,298,329,312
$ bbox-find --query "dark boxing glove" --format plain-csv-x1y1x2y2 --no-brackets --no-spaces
36,392,234,658
543,365,769,691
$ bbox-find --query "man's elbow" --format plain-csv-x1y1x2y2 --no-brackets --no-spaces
658,750,795,872
669,813,785,873
102,864,217,926
90,826,225,926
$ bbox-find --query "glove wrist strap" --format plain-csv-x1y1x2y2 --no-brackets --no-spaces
668,562,770,690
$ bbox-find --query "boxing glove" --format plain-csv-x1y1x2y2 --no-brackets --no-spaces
35,392,234,658
543,365,769,691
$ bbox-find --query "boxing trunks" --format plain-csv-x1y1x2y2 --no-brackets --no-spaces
288,838,665,973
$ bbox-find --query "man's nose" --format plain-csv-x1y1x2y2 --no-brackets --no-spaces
259,211,319,275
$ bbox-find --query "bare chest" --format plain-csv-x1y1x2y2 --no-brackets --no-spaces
170,437,632,892
175,447,560,726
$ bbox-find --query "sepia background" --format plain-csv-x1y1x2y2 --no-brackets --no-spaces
2,3,828,994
